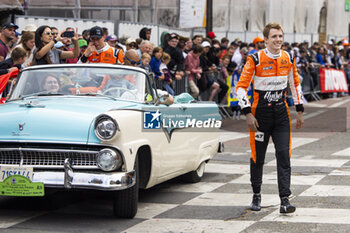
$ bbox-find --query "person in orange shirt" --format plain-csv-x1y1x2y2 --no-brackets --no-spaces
236,22,304,214
79,26,121,64
105,35,124,64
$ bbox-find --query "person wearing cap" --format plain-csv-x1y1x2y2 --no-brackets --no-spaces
0,22,19,62
139,27,151,41
199,40,220,102
78,39,88,59
230,40,242,70
248,37,265,55
203,40,228,104
105,35,124,64
79,26,121,64
125,38,137,51
164,33,185,80
105,35,118,48
10,30,21,49
23,24,37,33
325,40,335,68
33,25,79,65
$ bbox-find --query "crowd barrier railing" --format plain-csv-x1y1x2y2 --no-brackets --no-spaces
300,67,349,100
154,75,189,96
154,72,232,118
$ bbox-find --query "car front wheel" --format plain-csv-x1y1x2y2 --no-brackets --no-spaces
180,161,206,183
113,158,138,218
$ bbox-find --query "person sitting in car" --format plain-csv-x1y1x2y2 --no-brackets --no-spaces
41,74,60,93
102,74,136,98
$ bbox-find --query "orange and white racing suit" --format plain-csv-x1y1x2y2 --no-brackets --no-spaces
79,43,123,64
236,48,304,197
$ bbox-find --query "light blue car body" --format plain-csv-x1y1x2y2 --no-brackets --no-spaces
0,95,221,143
0,97,140,144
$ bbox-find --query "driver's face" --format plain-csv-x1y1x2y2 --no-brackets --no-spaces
125,74,136,85
43,76,59,92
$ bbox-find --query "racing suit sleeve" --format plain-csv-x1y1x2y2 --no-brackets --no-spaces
236,55,255,115
289,58,304,112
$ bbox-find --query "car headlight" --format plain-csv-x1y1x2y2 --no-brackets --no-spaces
94,115,118,140
96,148,122,171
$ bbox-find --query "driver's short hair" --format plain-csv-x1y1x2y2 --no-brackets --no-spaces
263,22,283,38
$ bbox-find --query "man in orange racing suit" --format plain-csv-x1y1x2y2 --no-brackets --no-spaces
79,26,121,64
236,23,304,214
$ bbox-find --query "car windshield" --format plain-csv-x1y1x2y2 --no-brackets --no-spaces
8,66,147,102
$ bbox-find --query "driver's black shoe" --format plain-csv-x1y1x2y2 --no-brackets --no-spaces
280,197,296,213
250,193,261,211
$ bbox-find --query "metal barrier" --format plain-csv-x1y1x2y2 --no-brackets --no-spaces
153,71,234,119
295,66,349,102
173,76,188,95
154,75,189,95
300,68,321,101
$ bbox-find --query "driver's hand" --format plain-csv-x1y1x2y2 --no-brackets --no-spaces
246,113,259,132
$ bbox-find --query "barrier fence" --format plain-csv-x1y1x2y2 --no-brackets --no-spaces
155,67,349,110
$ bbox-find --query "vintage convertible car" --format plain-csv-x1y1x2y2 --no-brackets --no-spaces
0,64,222,218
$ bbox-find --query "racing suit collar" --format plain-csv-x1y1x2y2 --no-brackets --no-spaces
264,48,281,60
96,42,110,54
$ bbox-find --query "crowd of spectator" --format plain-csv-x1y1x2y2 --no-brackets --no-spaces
1,21,349,105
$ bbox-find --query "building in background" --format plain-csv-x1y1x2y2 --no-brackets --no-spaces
2,0,350,43
0,0,24,24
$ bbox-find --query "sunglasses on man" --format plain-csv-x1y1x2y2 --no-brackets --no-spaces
125,56,140,65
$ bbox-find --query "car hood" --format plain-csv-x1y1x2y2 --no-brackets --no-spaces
0,96,140,144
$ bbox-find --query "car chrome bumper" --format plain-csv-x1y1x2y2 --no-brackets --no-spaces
32,170,135,191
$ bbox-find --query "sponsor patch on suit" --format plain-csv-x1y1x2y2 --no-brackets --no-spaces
255,131,264,142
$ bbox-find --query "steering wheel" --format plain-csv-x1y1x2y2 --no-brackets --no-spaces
102,87,137,98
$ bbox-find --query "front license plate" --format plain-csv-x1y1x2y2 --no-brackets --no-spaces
0,166,33,181
0,175,44,197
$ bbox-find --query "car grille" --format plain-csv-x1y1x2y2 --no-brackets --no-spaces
0,148,98,169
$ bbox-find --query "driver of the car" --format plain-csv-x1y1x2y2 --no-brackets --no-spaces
41,74,60,93
102,74,136,98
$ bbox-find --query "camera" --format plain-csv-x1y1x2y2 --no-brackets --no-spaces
62,31,74,38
